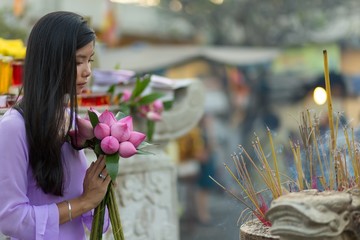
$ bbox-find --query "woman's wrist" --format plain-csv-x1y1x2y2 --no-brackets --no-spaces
77,195,96,212
65,200,72,221
58,197,93,224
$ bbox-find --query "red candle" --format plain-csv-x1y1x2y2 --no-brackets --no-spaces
12,60,23,86
78,93,110,106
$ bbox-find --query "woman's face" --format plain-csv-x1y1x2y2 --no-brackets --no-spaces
76,41,94,94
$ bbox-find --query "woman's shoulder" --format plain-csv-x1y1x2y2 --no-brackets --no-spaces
0,108,25,133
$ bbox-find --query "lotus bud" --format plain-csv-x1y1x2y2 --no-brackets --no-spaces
118,116,133,131
68,130,87,149
99,110,117,127
118,141,137,158
121,90,131,102
138,105,149,118
76,117,94,140
100,136,120,155
152,99,164,112
128,131,146,148
94,123,111,140
146,111,162,121
111,122,130,142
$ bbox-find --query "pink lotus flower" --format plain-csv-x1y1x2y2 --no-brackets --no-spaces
128,131,146,148
77,117,94,140
118,116,133,131
99,110,117,126
118,141,137,158
111,122,130,142
94,123,111,140
100,136,120,155
68,130,87,149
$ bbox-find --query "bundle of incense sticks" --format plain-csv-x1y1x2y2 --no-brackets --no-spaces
211,50,360,226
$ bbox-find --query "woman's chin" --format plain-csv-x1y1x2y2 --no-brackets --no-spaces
76,87,87,95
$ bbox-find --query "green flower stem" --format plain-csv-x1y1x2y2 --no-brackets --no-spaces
89,149,125,239
107,183,125,240
90,182,125,240
90,152,107,240
90,188,109,240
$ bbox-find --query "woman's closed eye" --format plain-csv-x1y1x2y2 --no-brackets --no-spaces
76,59,94,66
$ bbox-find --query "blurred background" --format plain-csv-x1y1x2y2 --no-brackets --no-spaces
2,0,360,239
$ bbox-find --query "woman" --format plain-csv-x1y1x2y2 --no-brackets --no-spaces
0,11,111,239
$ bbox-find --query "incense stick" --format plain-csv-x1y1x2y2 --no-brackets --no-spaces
323,49,337,189
323,50,335,151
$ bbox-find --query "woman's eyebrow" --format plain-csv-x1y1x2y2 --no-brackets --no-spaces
76,52,95,59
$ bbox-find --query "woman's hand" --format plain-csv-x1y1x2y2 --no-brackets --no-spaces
81,155,111,210
58,155,111,224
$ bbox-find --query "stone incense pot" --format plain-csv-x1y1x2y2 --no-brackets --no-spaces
266,189,360,240
240,218,279,240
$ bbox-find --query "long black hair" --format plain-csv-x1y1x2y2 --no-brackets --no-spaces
18,11,95,196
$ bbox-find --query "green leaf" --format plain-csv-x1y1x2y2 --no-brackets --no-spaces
147,120,155,142
65,134,71,143
115,111,127,121
119,105,131,116
116,92,123,102
88,110,99,128
163,100,173,110
131,75,151,100
137,141,153,149
94,143,103,156
107,84,116,95
138,92,164,105
107,85,117,104
105,154,120,181
137,149,155,155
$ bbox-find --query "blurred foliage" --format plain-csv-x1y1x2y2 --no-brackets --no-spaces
0,8,27,41
158,0,360,46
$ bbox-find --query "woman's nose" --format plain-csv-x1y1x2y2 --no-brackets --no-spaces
83,63,92,78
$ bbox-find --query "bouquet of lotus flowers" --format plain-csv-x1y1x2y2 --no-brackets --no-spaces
68,108,151,240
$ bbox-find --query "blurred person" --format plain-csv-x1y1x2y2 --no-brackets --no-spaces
176,125,203,223
0,11,111,239
195,114,217,225
176,113,218,225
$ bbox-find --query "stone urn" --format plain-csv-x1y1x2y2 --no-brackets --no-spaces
240,219,279,240
266,189,360,240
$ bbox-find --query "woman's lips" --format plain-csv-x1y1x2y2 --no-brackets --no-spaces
77,82,87,87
